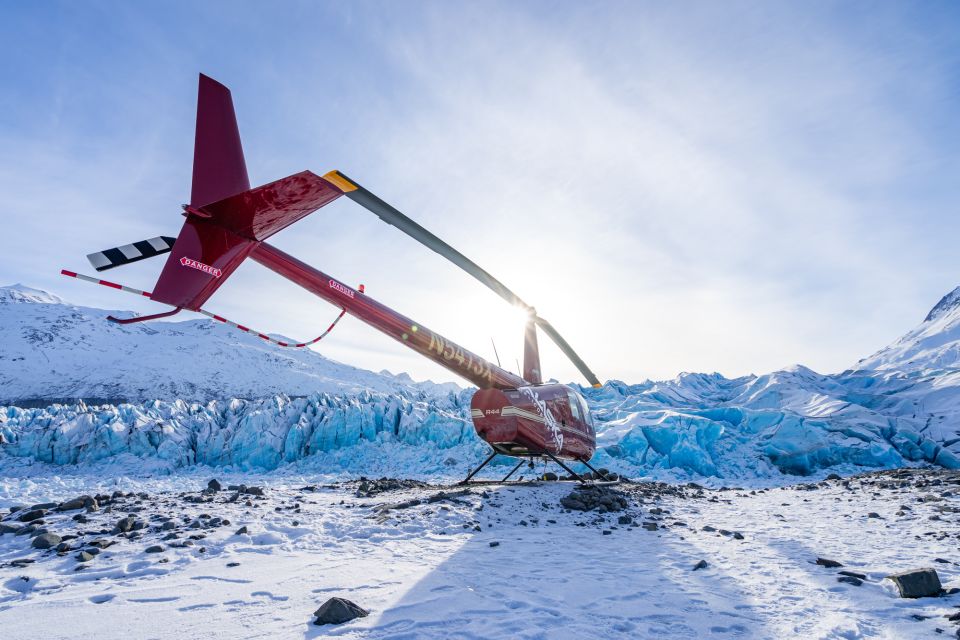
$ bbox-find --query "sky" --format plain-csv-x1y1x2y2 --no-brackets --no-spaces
1,1,959,386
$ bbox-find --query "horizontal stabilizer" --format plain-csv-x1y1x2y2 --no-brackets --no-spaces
86,236,177,272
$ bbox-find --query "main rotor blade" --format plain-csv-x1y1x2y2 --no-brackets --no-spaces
535,316,601,388
326,171,531,311
324,170,602,388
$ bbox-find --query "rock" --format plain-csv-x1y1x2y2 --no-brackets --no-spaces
87,539,113,550
443,457,458,467
0,523,18,535
837,576,863,586
702,525,717,532
838,570,866,579
693,559,709,571
617,515,633,525
313,597,370,625
244,486,264,497
8,504,26,514
145,545,164,553
489,541,500,547
816,558,843,568
867,512,881,519
55,542,72,552
76,550,94,562
560,485,628,512
235,526,248,536
826,473,841,481
207,479,222,492
18,509,46,523
115,516,136,533
29,502,57,510
602,530,612,535
161,521,177,531
542,472,559,481
642,522,658,531
227,562,240,567
15,525,38,536
31,533,62,549
732,532,745,540
57,496,90,511
886,568,943,598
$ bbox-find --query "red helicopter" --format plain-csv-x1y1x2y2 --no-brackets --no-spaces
62,74,609,484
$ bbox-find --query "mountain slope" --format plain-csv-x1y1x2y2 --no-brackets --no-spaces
0,284,454,403
855,285,960,373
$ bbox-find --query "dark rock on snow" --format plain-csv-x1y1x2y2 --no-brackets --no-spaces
816,558,843,568
31,533,62,549
313,597,370,625
693,559,709,571
886,568,943,598
18,509,46,523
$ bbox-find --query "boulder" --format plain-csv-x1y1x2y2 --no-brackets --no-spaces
815,558,843,568
115,516,136,533
31,533,62,549
693,559,709,571
313,597,369,625
17,509,46,523
57,496,91,511
207,479,222,492
886,568,942,598
76,550,94,562
145,545,164,553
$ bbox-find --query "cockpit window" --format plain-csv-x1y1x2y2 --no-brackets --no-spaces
577,393,594,427
567,389,581,420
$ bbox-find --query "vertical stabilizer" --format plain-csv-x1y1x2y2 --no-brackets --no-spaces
191,73,250,207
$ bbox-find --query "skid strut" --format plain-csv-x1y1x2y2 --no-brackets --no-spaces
460,450,595,484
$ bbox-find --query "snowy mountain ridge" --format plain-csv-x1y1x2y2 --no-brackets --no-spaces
0,284,458,404
855,284,960,373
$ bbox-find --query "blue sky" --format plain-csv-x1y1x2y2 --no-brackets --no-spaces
2,1,959,385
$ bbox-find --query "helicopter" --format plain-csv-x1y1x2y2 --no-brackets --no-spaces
62,74,610,484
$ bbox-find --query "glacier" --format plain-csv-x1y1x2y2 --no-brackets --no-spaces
3,283,960,480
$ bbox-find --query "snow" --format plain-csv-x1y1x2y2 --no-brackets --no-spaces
1,473,959,639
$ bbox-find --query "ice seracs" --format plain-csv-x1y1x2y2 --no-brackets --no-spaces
5,284,960,479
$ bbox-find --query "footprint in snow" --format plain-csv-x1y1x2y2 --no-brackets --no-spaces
89,594,116,604
191,575,252,584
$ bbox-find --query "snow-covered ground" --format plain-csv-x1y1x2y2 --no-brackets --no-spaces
2,470,959,639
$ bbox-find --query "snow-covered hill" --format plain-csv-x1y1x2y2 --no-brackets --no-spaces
0,284,457,404
4,283,960,480
855,285,960,373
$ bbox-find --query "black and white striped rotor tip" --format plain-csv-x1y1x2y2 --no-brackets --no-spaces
86,236,177,272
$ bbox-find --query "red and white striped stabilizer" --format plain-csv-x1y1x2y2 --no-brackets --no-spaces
60,269,347,348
